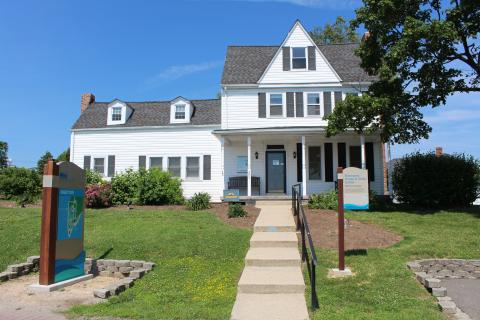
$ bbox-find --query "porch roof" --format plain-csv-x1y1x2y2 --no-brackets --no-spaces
212,126,333,135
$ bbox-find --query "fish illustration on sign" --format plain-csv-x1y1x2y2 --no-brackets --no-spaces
67,196,82,237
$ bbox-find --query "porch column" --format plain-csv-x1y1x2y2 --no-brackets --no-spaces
360,134,366,169
301,136,307,197
221,137,225,190
247,136,252,197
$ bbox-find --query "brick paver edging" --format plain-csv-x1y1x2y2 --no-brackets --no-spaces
0,256,40,282
408,259,480,320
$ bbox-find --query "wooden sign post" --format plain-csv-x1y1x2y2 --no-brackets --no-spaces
337,167,345,271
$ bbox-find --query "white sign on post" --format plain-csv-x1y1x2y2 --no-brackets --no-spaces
342,167,369,210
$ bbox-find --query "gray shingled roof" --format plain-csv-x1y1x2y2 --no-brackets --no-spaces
72,99,221,129
221,43,376,84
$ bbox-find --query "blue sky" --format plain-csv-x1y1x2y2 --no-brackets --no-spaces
0,0,478,167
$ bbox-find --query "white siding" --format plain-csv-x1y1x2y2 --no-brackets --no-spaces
71,127,224,201
259,24,340,84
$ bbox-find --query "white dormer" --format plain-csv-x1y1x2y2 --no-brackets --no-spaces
170,96,193,124
107,99,132,125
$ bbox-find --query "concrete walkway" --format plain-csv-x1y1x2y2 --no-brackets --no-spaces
231,201,309,320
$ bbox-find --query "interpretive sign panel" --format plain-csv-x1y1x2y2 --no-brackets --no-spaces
223,189,240,202
342,167,369,210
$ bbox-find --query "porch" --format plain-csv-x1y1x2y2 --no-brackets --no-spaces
214,127,386,198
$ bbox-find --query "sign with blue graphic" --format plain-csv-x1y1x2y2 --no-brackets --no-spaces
223,189,240,202
342,167,369,210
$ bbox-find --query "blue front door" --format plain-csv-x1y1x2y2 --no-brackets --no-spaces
266,151,286,193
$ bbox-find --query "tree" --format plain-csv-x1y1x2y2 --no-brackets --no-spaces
0,141,8,168
327,0,480,144
36,151,53,175
57,148,70,162
310,16,360,45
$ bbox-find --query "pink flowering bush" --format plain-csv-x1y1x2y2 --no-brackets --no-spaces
85,183,112,208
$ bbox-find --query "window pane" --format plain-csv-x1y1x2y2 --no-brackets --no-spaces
112,107,122,121
308,147,321,180
168,157,181,177
292,47,306,58
186,157,199,178
308,105,320,115
150,157,163,169
94,158,105,175
270,94,282,105
292,58,306,69
307,93,319,105
270,105,283,116
175,104,186,119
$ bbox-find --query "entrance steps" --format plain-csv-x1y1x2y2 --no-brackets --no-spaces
231,202,309,320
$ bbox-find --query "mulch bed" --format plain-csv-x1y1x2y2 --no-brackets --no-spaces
305,207,403,250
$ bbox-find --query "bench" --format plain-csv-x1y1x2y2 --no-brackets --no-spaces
228,176,260,196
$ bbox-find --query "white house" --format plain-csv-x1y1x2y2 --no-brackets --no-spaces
70,20,387,202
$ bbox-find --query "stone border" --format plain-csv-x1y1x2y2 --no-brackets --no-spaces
0,256,40,282
408,259,480,320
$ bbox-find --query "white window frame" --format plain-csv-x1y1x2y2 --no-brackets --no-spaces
93,157,106,177
267,92,285,118
107,102,129,126
186,156,201,180
148,156,164,170
174,104,186,120
306,92,322,117
111,107,122,121
291,47,307,70
170,98,191,124
167,156,182,178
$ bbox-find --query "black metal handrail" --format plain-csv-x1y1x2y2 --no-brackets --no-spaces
292,183,319,310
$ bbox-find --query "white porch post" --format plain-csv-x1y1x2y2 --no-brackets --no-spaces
360,134,366,169
221,137,225,190
247,136,252,197
301,136,307,197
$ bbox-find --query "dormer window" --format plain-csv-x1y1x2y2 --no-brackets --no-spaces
292,47,307,69
175,104,186,120
111,107,122,121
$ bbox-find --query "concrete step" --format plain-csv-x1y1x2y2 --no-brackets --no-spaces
245,247,301,267
238,267,305,294
250,232,298,248
254,212,296,233
231,293,309,320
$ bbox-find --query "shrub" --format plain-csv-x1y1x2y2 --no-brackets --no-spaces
136,168,184,205
186,192,211,211
85,183,112,208
308,189,338,210
393,151,480,208
0,167,41,204
228,203,247,218
111,169,141,205
86,170,103,185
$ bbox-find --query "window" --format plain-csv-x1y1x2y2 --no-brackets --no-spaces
269,93,283,116
111,107,122,121
168,157,181,177
236,156,248,173
175,104,186,120
150,157,163,169
93,158,105,175
307,93,320,116
308,147,321,180
186,157,200,178
292,47,306,69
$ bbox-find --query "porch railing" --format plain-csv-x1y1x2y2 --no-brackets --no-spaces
292,183,319,310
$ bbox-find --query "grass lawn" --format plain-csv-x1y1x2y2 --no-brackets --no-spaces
0,206,251,319
308,207,480,320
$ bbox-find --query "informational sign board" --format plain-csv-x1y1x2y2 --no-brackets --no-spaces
223,189,240,202
342,167,369,210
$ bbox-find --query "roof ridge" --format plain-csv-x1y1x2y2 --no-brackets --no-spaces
316,42,360,47
94,98,220,104
228,45,279,47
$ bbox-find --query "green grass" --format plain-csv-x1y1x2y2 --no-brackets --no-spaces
0,207,251,319
307,207,480,320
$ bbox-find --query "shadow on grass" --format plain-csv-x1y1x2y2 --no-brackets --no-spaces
368,203,480,218
345,249,368,256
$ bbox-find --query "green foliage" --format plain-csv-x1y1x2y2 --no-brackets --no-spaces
85,170,103,185
85,182,112,208
57,148,70,162
393,152,480,208
110,169,141,205
227,203,247,218
0,167,41,204
137,168,184,205
308,190,338,210
186,192,211,211
310,16,359,45
0,141,8,168
36,151,53,175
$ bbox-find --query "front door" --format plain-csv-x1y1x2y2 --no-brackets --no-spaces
266,151,286,193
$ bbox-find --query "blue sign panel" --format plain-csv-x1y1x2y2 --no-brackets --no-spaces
223,189,240,202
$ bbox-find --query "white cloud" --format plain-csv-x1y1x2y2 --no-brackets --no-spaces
230,0,361,8
145,60,223,88
423,108,480,124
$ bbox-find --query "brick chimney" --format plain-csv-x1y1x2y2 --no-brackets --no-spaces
81,93,95,113
435,147,443,157
362,31,370,41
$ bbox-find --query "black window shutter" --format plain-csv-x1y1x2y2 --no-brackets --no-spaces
349,146,361,169
258,92,266,118
295,92,304,117
366,142,375,181
337,143,346,169
334,92,343,108
296,143,302,182
324,143,333,182
323,92,332,117
108,155,115,177
308,46,316,70
282,47,290,71
83,156,91,170
203,155,211,180
286,92,295,117
139,156,146,169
